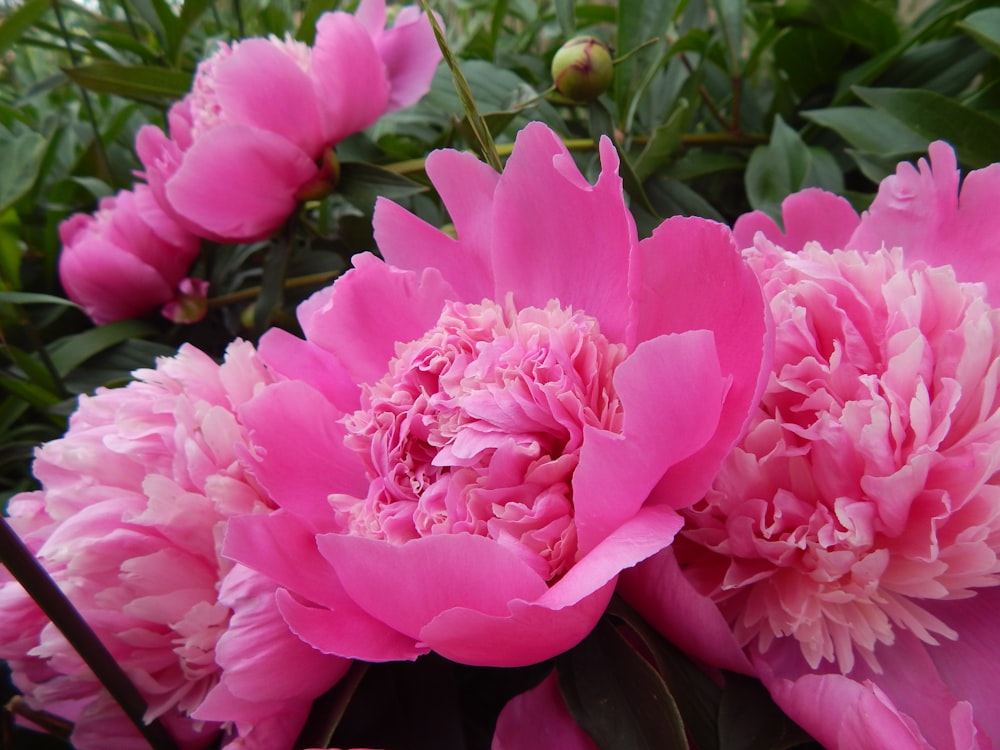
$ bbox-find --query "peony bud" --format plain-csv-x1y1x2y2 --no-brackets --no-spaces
162,277,209,324
550,36,614,102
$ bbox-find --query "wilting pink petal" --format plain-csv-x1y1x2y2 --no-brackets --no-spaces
226,121,770,668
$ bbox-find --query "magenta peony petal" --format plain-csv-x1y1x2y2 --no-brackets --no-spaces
162,124,317,242
636,216,772,510
492,672,597,750
490,123,636,344
238,381,367,525
293,253,457,385
312,10,390,143
734,188,860,252
849,141,1000,303
212,38,324,155
257,328,359,414
573,330,724,552
373,5,441,111
315,533,548,641
619,548,754,674
276,590,429,663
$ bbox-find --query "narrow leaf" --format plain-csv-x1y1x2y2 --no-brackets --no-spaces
338,162,427,212
62,63,193,103
803,106,928,156
958,7,1000,59
0,126,47,214
0,292,79,307
555,0,576,35
47,319,158,378
0,0,50,56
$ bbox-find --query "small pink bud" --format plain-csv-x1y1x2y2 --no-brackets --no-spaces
551,36,614,102
162,277,209,324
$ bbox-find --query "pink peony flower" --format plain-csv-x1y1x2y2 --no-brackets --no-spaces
622,142,1000,749
57,184,200,325
0,341,349,750
492,672,597,750
136,0,440,243
223,121,771,668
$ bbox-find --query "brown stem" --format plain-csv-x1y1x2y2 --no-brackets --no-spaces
0,518,180,750
5,696,74,740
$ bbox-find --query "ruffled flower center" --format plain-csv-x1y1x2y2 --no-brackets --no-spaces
340,296,627,581
676,243,1000,673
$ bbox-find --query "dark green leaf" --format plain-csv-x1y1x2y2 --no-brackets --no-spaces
803,106,928,156
615,0,679,121
0,125,47,214
0,376,61,410
296,0,341,43
0,209,23,290
557,618,689,750
0,0,50,57
745,116,810,219
489,0,511,58
711,0,745,73
63,63,193,104
47,320,159,378
337,162,427,213
3,344,61,397
774,0,898,52
854,85,1000,167
555,0,576,35
0,292,79,308
718,672,815,750
635,98,691,181
958,7,1000,59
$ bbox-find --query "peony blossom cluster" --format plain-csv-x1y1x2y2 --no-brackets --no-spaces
0,341,349,750
622,142,1000,749
59,0,441,325
221,121,771,669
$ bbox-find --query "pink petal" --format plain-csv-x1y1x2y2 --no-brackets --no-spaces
213,38,324,155
276,589,428,663
492,672,597,750
163,124,318,242
618,548,754,675
375,5,441,111
374,147,498,301
490,123,636,345
238,381,367,527
294,253,457,386
256,328,360,414
849,141,1000,303
636,216,772,510
573,330,725,553
315,532,548,640
733,188,860,252
312,11,390,143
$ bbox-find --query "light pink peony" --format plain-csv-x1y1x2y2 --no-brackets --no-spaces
622,142,1000,749
492,672,597,750
136,0,440,243
57,184,200,325
223,121,771,668
0,341,349,749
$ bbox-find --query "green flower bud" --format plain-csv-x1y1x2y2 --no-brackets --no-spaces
550,36,614,102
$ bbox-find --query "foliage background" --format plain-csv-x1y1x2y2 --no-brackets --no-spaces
2,0,1000,747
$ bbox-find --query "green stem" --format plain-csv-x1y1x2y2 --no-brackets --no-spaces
208,270,340,308
0,518,180,750
611,36,663,65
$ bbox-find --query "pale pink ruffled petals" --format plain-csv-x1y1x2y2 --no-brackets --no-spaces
849,141,1000,303
492,672,597,750
733,188,861,252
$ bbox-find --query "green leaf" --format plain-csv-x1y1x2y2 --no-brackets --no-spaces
555,0,576,35
3,344,61,397
0,375,61,410
615,0,679,122
0,0,50,57
296,0,340,43
635,98,692,181
745,116,810,219
958,7,1000,59
63,63,193,104
337,162,427,213
0,125,47,215
47,320,159,378
718,672,815,750
774,0,898,53
853,86,1000,167
711,0,745,74
0,209,23,290
803,106,928,156
0,292,79,308
558,618,689,750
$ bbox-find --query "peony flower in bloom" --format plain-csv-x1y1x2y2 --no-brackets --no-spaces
57,184,200,325
136,0,440,243
0,341,349,750
223,121,771,668
492,672,597,750
622,142,1000,749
